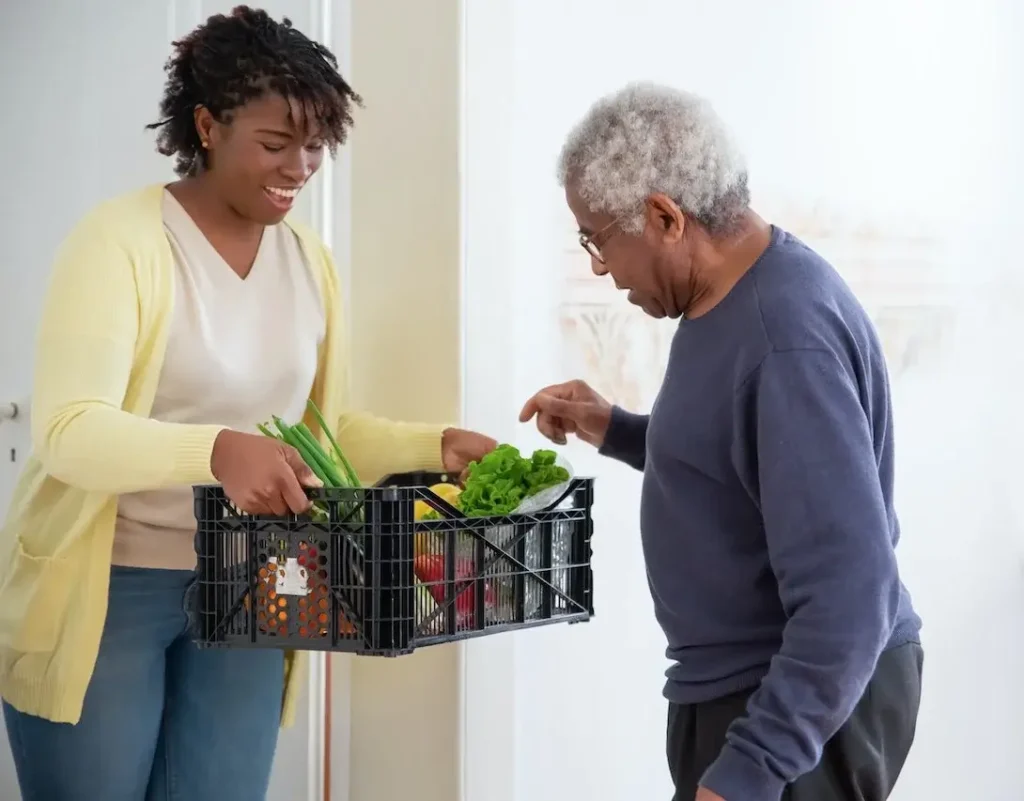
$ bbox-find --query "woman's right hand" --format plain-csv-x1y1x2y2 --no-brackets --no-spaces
210,430,322,515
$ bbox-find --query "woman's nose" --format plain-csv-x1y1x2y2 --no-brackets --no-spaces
281,152,311,183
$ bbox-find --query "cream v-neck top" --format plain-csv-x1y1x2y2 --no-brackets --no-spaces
112,190,326,570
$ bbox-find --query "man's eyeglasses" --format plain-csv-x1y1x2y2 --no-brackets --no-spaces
578,213,629,264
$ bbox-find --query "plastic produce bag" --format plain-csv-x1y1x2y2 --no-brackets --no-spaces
511,453,575,514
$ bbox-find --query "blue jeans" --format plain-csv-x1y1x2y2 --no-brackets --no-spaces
3,566,285,801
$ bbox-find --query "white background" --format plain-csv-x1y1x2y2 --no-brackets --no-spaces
3,2,1024,800
461,1,1024,800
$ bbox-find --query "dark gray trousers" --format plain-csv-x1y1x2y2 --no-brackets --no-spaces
667,642,924,801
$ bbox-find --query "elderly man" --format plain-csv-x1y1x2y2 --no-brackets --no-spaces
520,83,924,801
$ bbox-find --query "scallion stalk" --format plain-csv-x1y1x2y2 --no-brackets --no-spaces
306,399,361,487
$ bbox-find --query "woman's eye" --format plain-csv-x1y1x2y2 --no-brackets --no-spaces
261,143,285,153
305,142,325,153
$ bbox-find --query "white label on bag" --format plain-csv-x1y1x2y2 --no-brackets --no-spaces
276,557,310,596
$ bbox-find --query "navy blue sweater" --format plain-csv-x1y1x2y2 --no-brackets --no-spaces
601,226,921,801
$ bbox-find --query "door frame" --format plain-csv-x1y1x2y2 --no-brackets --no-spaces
312,1,354,799
457,3,520,801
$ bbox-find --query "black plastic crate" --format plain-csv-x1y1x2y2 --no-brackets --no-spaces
187,472,594,655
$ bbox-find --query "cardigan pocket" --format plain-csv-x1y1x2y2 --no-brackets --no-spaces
0,539,77,653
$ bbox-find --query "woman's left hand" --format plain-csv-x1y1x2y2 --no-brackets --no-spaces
441,428,497,478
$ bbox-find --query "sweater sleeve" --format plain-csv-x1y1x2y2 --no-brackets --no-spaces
701,348,901,801
30,218,225,494
335,413,446,484
597,406,649,471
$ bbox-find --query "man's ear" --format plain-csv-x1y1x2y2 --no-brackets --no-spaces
644,193,686,243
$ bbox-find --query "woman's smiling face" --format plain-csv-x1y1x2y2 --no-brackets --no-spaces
195,93,326,225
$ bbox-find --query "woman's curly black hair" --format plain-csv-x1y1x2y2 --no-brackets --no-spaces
147,5,362,177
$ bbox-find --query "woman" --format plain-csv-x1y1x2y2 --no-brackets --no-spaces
0,7,495,800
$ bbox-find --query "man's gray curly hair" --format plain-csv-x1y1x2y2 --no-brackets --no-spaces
557,82,750,237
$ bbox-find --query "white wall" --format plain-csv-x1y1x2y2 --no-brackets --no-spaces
343,2,465,800
461,2,1024,800
0,2,334,799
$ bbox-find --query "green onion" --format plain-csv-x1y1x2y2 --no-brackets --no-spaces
306,399,361,487
292,421,345,487
257,423,281,440
258,405,365,524
270,417,329,486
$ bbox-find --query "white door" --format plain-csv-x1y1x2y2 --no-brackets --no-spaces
0,2,326,799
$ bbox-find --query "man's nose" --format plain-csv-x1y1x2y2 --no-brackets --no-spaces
590,256,609,277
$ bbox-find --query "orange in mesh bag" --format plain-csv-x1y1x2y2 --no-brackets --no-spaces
245,540,356,639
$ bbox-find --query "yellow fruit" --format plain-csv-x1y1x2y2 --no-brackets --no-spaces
414,499,432,520
413,482,461,555
429,483,462,505
414,483,461,521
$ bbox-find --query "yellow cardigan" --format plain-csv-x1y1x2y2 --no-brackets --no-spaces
0,184,446,726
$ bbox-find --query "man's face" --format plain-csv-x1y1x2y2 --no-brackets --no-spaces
566,183,688,319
